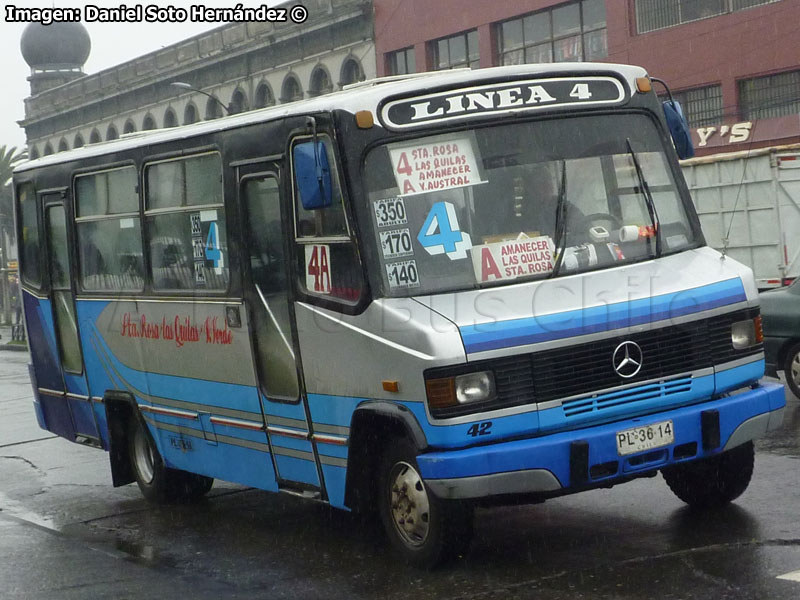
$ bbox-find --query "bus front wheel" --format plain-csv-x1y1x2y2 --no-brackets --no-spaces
128,417,213,503
661,441,754,509
378,439,473,568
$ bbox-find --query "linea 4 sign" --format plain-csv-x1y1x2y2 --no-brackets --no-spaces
380,77,626,129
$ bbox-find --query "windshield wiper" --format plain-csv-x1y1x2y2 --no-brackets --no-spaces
625,138,662,258
549,160,568,278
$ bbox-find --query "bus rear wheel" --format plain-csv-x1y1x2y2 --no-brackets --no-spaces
661,441,754,509
378,439,473,568
128,417,213,503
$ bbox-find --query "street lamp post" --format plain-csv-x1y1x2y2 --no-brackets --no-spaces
170,82,230,116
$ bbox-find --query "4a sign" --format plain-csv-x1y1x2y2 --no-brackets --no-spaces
380,77,626,129
695,122,753,147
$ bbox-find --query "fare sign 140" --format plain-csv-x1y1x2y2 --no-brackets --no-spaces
388,137,484,196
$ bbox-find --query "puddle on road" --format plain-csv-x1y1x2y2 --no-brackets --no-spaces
113,537,178,568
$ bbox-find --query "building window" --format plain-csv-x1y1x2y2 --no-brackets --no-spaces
281,74,303,103
498,0,607,65
309,67,333,97
183,104,198,125
163,109,178,128
433,30,480,70
739,69,800,120
662,85,724,128
636,0,781,34
255,83,275,108
340,58,364,87
388,47,416,75
229,89,248,114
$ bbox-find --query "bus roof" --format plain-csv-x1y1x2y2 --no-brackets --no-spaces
15,62,648,174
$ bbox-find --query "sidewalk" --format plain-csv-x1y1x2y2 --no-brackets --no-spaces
0,323,28,352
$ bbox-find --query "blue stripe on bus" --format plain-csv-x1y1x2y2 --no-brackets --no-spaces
459,278,747,354
322,464,348,510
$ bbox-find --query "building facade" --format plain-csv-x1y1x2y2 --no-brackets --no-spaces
374,0,800,156
20,0,376,159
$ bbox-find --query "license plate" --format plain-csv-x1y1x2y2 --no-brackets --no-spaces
616,420,674,456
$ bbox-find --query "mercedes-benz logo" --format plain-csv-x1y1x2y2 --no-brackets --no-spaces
612,341,643,378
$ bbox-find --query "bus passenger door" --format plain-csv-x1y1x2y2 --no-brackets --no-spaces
240,166,321,494
43,200,99,442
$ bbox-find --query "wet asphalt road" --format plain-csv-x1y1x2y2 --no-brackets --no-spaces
1,349,800,600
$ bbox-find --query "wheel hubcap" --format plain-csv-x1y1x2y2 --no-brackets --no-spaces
792,352,800,388
132,426,155,484
389,461,431,548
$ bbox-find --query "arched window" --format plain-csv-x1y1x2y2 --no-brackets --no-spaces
205,96,224,119
255,82,275,108
29,146,40,160
73,134,84,149
123,120,136,134
229,88,248,114
340,57,364,88
107,124,119,140
142,114,156,131
184,103,198,125
163,108,178,128
58,138,69,152
44,143,54,156
309,66,333,97
281,74,303,103
89,129,101,144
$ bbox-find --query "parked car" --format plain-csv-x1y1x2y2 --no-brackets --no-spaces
761,279,800,398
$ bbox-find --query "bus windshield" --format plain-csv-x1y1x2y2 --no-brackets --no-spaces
363,113,698,296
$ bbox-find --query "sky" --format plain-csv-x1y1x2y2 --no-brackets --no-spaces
0,0,284,153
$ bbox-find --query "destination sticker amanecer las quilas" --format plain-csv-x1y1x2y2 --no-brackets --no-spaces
472,233,554,282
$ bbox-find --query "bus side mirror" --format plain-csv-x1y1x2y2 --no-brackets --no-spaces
663,99,695,160
293,141,333,210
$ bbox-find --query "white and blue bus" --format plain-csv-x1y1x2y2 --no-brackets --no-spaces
13,64,785,566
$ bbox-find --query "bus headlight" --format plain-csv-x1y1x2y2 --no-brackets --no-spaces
455,371,496,404
426,370,496,411
731,316,762,349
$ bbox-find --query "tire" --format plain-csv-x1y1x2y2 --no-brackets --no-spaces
378,439,473,568
128,417,213,503
783,341,800,399
662,441,754,509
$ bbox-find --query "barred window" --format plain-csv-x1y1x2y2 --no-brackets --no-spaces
636,0,782,34
739,70,800,120
433,30,479,70
497,0,607,66
387,47,416,75
661,85,724,128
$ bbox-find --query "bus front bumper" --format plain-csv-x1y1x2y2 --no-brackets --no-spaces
418,382,785,500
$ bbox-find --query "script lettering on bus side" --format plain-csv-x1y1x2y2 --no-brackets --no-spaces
119,312,233,347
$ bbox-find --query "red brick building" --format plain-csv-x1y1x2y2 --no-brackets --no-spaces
374,0,800,155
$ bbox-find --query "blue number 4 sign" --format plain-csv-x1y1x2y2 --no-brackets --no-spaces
417,202,472,260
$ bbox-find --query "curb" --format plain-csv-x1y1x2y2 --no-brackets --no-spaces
0,343,29,352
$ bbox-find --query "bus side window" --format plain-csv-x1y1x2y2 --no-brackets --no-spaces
16,182,41,288
291,135,364,303
75,166,144,292
144,152,229,292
